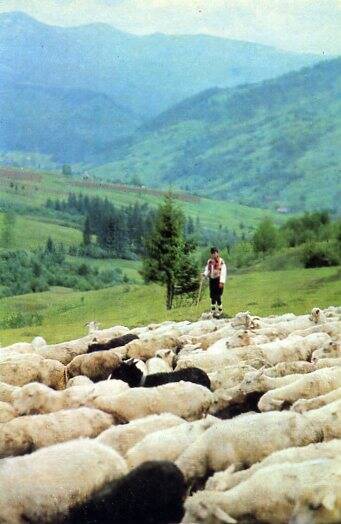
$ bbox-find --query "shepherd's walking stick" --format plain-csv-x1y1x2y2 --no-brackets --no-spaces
196,275,205,309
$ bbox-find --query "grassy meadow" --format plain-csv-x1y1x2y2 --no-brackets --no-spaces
0,266,340,346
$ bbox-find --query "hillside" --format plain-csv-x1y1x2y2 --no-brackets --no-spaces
93,58,341,212
0,266,339,345
0,83,140,163
0,12,323,163
0,167,284,240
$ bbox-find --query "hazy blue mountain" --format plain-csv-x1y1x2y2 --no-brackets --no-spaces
0,11,323,118
0,82,139,162
91,58,341,213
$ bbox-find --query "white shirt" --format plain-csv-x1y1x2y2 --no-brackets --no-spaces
204,257,227,284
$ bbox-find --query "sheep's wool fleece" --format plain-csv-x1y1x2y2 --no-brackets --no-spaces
94,381,213,421
0,439,128,523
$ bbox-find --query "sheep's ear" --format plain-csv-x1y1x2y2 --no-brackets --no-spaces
213,507,237,523
125,358,134,366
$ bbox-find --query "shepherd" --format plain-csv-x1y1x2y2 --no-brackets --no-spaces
203,247,227,318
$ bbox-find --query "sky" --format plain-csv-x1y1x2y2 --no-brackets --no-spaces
0,0,340,55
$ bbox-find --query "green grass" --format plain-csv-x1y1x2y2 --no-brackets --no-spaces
0,212,82,249
0,266,339,345
0,167,285,238
67,256,143,283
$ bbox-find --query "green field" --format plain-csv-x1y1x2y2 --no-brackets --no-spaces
0,167,285,240
0,266,339,346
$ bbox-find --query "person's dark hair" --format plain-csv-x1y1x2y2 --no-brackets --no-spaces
210,247,219,254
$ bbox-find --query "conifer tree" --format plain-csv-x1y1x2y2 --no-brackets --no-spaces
142,194,185,309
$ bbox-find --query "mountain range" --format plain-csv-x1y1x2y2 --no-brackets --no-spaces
0,11,324,163
91,58,341,213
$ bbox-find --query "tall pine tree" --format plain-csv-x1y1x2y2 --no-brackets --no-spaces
142,194,185,309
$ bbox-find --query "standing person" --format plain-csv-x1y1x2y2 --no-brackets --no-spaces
203,247,227,317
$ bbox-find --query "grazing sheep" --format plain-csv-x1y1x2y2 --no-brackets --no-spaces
240,369,304,395
87,333,138,353
183,458,341,524
31,336,47,349
175,400,341,481
143,367,211,389
65,461,186,524
146,356,172,374
0,407,113,458
231,311,253,329
309,307,327,324
94,381,214,421
66,375,93,388
0,439,128,523
292,387,341,413
85,320,101,334
0,400,16,423
125,335,181,360
263,360,316,377
208,364,256,391
108,359,145,387
12,379,129,415
97,413,184,456
0,381,19,402
206,438,341,492
0,353,66,389
67,350,122,382
315,357,341,368
126,416,219,469
258,366,341,411
312,340,340,362
155,348,176,367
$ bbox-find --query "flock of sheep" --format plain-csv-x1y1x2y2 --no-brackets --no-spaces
0,305,340,523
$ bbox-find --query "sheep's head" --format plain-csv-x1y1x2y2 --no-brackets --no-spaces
240,367,267,393
309,307,326,324
155,349,176,368
85,321,101,334
226,330,252,348
12,382,51,415
231,311,253,329
311,341,340,362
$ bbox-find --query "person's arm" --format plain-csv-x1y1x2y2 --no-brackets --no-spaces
203,261,210,278
219,262,227,286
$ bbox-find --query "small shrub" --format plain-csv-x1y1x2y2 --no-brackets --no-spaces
301,241,340,268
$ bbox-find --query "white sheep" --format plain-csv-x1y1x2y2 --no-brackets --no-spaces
66,375,94,388
258,366,341,411
31,336,47,349
208,364,257,391
206,438,341,492
94,381,214,422
0,381,19,402
125,334,181,360
263,360,317,377
0,353,66,389
126,416,219,469
0,439,128,523
0,400,16,423
312,340,340,362
309,307,327,324
240,369,304,395
292,386,341,413
97,413,184,456
145,356,172,374
0,407,113,458
66,350,122,381
12,379,129,415
175,400,341,481
183,458,341,524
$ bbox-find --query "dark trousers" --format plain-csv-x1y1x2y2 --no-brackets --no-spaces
209,277,223,307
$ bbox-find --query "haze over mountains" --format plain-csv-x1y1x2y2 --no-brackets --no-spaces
0,11,324,162
0,11,339,213
92,58,341,213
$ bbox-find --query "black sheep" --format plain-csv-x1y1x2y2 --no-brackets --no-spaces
143,367,211,390
88,333,138,353
109,359,143,387
64,461,186,524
